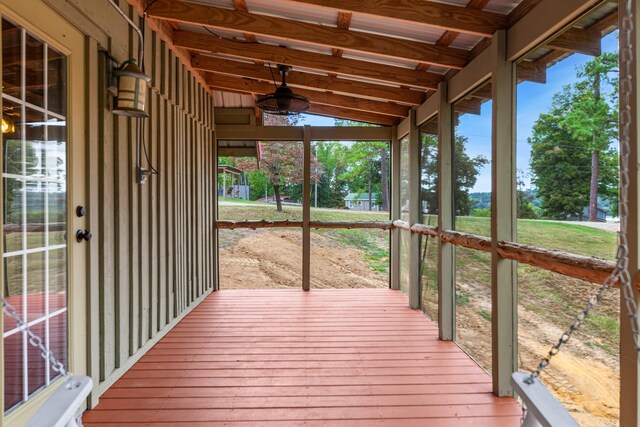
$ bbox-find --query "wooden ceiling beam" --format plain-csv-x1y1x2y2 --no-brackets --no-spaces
305,104,400,126
587,10,618,35
417,0,490,73
205,74,410,117
287,0,506,37
125,0,211,94
507,0,544,28
192,55,426,105
231,0,259,44
545,27,601,56
212,89,399,125
175,31,443,90
517,60,547,84
454,98,483,115
332,12,352,58
147,0,469,69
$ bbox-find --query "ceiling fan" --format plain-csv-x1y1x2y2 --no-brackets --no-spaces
256,64,310,115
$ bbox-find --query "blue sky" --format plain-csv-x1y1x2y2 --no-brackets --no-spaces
299,31,619,193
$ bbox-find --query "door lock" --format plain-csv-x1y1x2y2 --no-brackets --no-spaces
76,229,93,242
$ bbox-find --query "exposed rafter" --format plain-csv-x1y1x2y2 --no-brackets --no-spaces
287,0,506,37
192,55,426,105
125,0,211,94
147,0,469,69
174,31,443,90
546,27,601,56
305,104,400,126
205,74,410,117
417,0,490,74
332,12,352,58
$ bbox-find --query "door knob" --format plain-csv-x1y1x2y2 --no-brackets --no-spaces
75,229,92,242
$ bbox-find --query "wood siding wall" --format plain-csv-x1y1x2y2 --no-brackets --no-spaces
44,0,216,406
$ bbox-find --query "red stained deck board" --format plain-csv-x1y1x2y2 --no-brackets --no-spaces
84,289,520,426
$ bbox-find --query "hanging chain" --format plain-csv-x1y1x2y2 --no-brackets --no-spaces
526,0,640,384
2,298,68,377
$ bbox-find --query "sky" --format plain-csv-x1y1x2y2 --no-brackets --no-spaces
298,31,619,193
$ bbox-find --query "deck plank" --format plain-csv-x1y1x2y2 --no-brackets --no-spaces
84,289,520,426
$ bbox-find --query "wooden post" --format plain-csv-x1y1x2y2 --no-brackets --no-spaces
213,131,219,291
438,82,455,340
390,126,401,290
303,126,311,291
408,111,421,309
491,30,518,397
620,2,640,425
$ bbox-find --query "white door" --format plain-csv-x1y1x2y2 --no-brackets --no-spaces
1,1,87,424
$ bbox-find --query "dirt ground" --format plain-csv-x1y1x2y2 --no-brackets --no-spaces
219,230,388,289
455,279,619,427
219,230,619,426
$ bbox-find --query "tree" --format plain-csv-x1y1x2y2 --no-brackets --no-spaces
235,114,322,212
420,133,488,216
529,54,619,220
335,120,390,211
313,141,350,208
517,171,538,219
560,53,618,221
453,136,489,216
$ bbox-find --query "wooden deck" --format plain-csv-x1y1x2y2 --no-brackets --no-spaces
83,289,521,426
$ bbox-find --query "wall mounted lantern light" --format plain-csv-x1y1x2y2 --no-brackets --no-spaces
1,116,15,134
112,59,151,118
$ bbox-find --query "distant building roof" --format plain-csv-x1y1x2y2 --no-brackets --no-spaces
344,192,378,201
218,164,244,175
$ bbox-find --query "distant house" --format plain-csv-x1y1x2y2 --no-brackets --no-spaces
344,192,380,211
568,206,607,222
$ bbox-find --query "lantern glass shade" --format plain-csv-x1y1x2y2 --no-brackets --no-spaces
113,59,151,118
1,116,15,134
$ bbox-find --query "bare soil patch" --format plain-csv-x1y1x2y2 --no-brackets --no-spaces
456,278,619,427
219,230,388,289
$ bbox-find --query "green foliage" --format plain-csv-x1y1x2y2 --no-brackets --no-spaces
420,134,487,216
334,120,390,211
530,53,619,219
456,291,470,306
471,208,491,217
478,310,492,321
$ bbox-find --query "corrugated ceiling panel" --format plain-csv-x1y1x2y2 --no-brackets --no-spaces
247,0,338,26
214,91,255,108
349,13,445,44
179,22,246,39
485,0,521,14
450,33,485,50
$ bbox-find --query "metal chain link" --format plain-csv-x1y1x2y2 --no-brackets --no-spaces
526,0,640,385
2,298,68,377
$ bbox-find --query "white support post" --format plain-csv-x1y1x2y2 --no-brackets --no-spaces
438,82,455,340
620,2,640,425
408,111,421,309
491,30,518,396
302,126,311,291
390,126,401,290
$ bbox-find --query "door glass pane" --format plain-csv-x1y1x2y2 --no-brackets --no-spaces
2,18,68,413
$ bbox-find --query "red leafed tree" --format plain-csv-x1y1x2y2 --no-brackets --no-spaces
236,114,322,212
